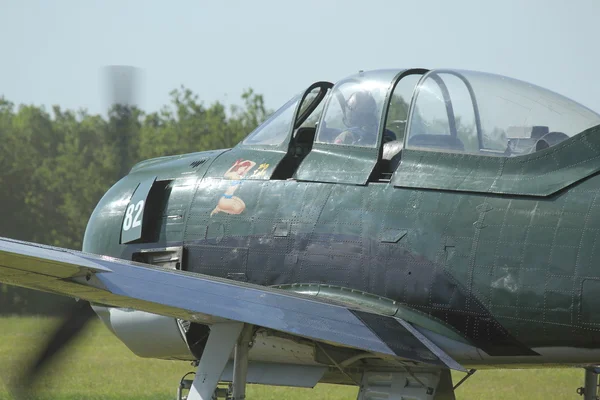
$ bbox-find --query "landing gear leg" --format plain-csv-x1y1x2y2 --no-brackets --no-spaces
231,324,253,400
578,367,600,400
186,322,244,400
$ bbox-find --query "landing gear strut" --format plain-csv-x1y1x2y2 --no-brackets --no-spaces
177,322,459,400
177,323,253,400
577,367,600,400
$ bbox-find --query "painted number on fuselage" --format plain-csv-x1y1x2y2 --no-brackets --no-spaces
123,200,145,231
121,176,156,244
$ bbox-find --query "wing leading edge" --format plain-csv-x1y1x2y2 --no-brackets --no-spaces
0,237,465,372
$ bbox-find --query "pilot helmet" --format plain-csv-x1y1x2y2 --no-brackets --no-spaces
344,90,378,128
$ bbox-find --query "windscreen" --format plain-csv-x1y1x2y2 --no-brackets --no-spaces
242,94,300,146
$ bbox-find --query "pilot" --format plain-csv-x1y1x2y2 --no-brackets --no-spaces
334,90,395,146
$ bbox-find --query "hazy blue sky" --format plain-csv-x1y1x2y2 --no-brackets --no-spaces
1,0,599,115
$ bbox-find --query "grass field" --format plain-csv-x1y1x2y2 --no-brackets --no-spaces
0,317,590,399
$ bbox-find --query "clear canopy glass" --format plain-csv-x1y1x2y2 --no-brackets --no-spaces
405,70,600,156
315,70,399,147
242,94,300,146
240,68,600,156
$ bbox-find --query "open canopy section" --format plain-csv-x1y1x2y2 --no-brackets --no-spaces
405,69,600,156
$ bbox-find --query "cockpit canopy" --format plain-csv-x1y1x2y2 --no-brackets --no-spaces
406,69,600,156
315,70,398,148
240,68,600,157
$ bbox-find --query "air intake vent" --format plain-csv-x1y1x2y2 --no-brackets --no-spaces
190,159,207,168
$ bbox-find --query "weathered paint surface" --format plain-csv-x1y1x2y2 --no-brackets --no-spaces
82,67,600,364
82,129,600,360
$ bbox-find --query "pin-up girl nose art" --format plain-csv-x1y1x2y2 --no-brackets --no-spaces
210,159,258,216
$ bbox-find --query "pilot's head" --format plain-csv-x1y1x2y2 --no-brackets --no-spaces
344,90,378,129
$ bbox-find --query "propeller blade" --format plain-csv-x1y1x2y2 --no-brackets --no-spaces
9,65,142,399
102,65,141,108
10,300,96,399
101,65,143,179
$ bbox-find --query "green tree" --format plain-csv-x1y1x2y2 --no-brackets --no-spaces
0,88,270,315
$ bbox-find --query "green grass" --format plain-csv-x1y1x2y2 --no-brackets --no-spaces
0,317,589,399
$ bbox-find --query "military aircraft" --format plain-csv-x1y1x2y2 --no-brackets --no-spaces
2,67,600,400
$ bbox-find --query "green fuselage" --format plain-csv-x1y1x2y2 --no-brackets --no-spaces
82,133,600,360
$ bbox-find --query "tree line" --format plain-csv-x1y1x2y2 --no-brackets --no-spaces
0,87,270,315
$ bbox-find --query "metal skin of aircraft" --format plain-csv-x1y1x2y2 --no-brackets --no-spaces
2,67,600,399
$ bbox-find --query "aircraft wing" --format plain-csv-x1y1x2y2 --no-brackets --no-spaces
0,237,465,372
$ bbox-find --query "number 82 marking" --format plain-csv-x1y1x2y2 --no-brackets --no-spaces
123,200,145,231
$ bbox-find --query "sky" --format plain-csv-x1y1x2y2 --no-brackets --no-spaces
1,0,599,116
